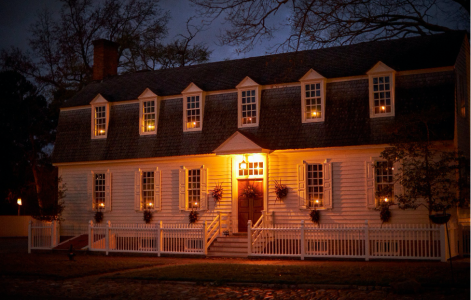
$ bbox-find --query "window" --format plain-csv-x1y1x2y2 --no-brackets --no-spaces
367,62,395,118
366,159,401,209
178,166,208,211
142,171,155,209
375,161,394,202
186,95,201,129
87,170,111,212
241,90,257,125
307,164,323,208
237,77,260,128
182,83,204,132
239,161,263,176
134,168,161,211
297,160,332,209
94,173,106,209
94,106,107,136
300,69,326,123
139,88,159,135
372,76,392,115
90,94,110,139
188,169,200,209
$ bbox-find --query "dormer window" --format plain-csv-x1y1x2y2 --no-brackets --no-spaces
138,88,159,135
94,106,107,136
90,94,110,139
237,77,261,128
300,69,326,123
367,62,395,118
182,83,204,132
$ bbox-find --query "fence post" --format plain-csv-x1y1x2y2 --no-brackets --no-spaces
364,220,369,261
157,222,161,257
106,220,110,255
159,221,163,255
28,220,32,254
300,220,305,261
88,220,93,251
247,220,252,256
51,220,56,248
204,221,208,255
440,224,446,262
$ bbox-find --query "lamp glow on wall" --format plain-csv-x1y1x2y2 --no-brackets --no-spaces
17,198,22,216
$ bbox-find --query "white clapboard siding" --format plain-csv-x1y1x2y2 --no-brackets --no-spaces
267,148,430,226
60,155,233,227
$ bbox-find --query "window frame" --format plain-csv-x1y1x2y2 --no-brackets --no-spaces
88,169,111,212
179,166,208,211
182,83,205,132
366,158,401,209
367,62,396,118
134,167,161,212
237,77,261,128
90,94,110,139
297,159,332,210
139,89,159,136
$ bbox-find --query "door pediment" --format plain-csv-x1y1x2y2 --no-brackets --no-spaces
213,131,270,155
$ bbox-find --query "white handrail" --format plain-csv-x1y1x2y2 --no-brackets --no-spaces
206,213,221,251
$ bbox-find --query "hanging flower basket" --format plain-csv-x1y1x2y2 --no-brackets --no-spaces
310,209,320,224
429,213,451,224
274,180,288,202
211,183,223,202
143,209,153,224
94,211,104,223
189,210,199,224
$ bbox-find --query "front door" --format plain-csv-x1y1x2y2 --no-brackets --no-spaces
238,179,264,232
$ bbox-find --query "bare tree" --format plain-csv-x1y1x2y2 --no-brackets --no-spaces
1,0,211,93
191,0,470,53
122,18,212,71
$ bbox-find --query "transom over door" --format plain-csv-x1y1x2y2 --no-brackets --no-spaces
238,179,263,232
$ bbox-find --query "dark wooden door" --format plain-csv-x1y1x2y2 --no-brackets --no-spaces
238,179,264,232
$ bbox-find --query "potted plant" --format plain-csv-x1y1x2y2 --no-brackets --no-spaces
211,183,223,203
143,209,153,224
274,180,288,202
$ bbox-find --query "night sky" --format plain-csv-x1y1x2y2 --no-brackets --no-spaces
0,0,290,63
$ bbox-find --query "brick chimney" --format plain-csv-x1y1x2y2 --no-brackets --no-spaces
92,39,119,81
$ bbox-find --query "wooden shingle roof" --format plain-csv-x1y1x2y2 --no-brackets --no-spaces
53,33,463,164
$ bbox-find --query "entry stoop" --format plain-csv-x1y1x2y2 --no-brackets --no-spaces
207,234,248,257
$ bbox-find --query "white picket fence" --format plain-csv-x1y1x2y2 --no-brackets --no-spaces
28,220,60,253
248,220,446,261
88,212,229,255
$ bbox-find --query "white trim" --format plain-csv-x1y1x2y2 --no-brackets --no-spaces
300,69,326,123
182,83,204,132
300,159,332,209
237,77,261,128
90,94,110,139
367,61,396,118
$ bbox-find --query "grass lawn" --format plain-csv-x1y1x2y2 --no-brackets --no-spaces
110,262,470,288
0,252,163,279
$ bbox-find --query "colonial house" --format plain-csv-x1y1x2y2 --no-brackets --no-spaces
52,32,469,258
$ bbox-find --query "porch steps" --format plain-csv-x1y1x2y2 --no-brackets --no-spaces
207,235,248,257
53,234,88,250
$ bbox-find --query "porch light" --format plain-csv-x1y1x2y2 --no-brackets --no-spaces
240,160,247,170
